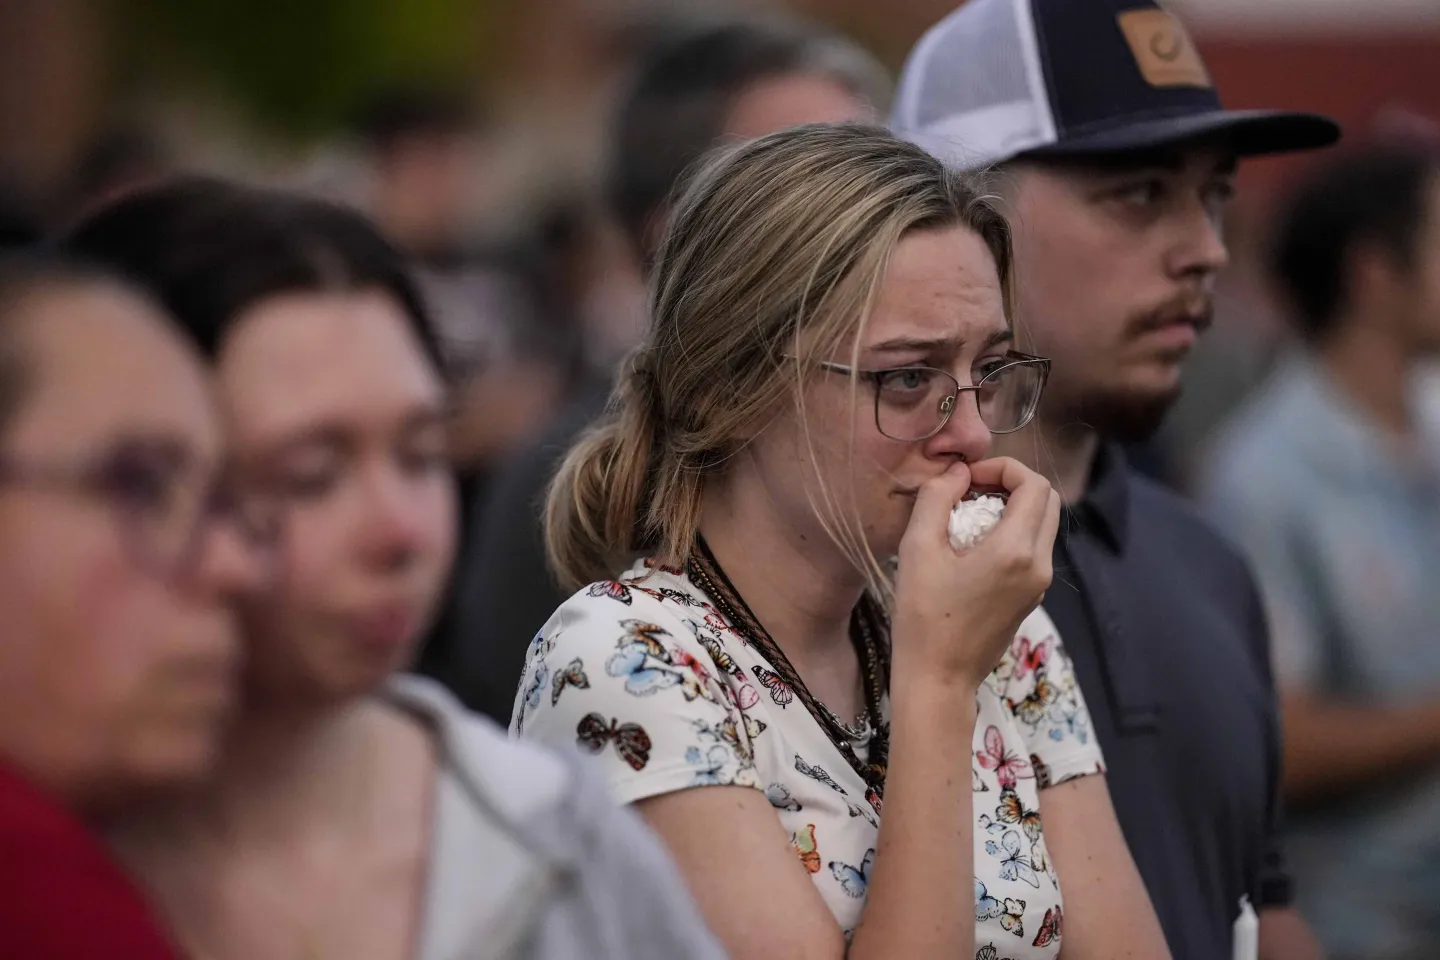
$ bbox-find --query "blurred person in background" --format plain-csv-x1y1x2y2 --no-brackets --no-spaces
893,1,1338,957
64,180,727,960
0,254,265,957
1203,144,1440,960
448,13,888,721
516,121,1167,960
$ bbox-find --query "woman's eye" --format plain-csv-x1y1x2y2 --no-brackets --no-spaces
104,459,175,511
976,357,1010,381
399,427,450,475
882,368,931,392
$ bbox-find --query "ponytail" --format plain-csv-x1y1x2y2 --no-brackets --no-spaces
546,352,672,590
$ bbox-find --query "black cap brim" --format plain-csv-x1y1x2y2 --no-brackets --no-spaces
1024,109,1341,161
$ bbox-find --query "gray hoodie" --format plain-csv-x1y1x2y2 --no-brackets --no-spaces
384,675,727,960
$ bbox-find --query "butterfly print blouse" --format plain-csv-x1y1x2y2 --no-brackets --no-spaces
511,562,1105,957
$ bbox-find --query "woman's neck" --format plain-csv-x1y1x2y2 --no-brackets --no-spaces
698,466,866,669
171,696,385,848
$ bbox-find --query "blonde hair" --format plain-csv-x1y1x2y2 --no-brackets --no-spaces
546,122,1013,592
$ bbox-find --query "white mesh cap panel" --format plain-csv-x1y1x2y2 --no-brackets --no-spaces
892,0,1058,171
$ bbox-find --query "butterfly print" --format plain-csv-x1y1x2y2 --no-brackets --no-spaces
1010,634,1051,680
846,801,879,828
752,664,795,707
575,713,652,771
789,823,820,873
1007,674,1057,728
550,658,590,706
1047,693,1091,745
978,813,1008,837
642,557,683,576
975,945,1015,960
766,783,803,812
528,630,556,662
717,714,766,762
587,580,633,605
684,744,734,785
865,786,882,818
695,633,745,681
973,768,991,793
605,623,685,697
657,586,705,607
794,755,848,795
975,880,1026,937
975,726,1033,789
1030,754,1054,790
985,830,1041,888
1031,905,1062,948
1030,838,1057,889
828,848,875,898
618,620,671,657
995,787,1042,842
523,663,549,713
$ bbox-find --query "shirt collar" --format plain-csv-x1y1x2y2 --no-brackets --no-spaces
1074,442,1130,552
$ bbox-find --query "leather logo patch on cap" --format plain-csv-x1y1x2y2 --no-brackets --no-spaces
1117,9,1212,89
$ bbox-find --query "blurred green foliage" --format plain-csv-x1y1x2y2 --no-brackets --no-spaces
114,0,492,138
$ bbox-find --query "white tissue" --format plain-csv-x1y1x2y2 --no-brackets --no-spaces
948,495,1005,551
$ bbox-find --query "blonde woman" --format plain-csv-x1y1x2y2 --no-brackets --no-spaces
512,124,1168,959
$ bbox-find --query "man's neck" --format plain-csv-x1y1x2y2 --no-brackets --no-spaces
998,417,1100,505
1318,317,1416,439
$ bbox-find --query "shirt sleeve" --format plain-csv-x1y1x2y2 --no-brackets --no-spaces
511,581,762,806
548,753,731,960
998,606,1107,789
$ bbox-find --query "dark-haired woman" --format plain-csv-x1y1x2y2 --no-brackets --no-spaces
64,179,726,960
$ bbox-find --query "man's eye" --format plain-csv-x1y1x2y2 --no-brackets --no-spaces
1114,180,1165,207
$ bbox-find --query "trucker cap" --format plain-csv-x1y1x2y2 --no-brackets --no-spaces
892,0,1341,170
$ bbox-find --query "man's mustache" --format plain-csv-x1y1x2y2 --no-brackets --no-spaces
1126,295,1214,338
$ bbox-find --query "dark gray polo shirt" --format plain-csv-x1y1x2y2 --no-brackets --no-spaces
1044,445,1292,960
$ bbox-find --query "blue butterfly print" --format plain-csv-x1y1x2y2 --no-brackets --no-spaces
1047,694,1090,744
828,848,875,898
975,880,1026,936
605,642,682,697
685,744,732,785
523,663,549,712
985,830,1041,888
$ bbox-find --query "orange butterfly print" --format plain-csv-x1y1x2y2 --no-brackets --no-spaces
790,823,821,874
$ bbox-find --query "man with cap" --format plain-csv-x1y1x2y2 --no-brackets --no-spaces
893,2,1338,958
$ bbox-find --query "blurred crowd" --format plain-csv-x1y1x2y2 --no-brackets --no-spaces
2,1,1440,959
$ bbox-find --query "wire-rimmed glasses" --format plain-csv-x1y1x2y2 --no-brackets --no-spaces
817,351,1051,441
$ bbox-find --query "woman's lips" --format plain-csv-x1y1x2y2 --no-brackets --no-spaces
348,602,423,656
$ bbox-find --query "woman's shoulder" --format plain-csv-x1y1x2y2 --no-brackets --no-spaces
387,674,574,821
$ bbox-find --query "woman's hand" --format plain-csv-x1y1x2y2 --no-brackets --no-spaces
890,457,1061,689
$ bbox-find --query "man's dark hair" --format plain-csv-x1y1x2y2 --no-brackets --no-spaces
607,15,887,264
59,176,443,368
1271,144,1440,342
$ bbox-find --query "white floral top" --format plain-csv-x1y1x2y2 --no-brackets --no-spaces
511,561,1105,959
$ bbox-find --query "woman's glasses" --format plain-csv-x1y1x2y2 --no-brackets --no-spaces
0,438,282,581
818,351,1051,442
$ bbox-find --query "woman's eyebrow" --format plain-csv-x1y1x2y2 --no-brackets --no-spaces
864,329,1013,355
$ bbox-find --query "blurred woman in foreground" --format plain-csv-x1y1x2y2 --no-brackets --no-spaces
0,254,264,957
65,180,726,960
514,124,1169,959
